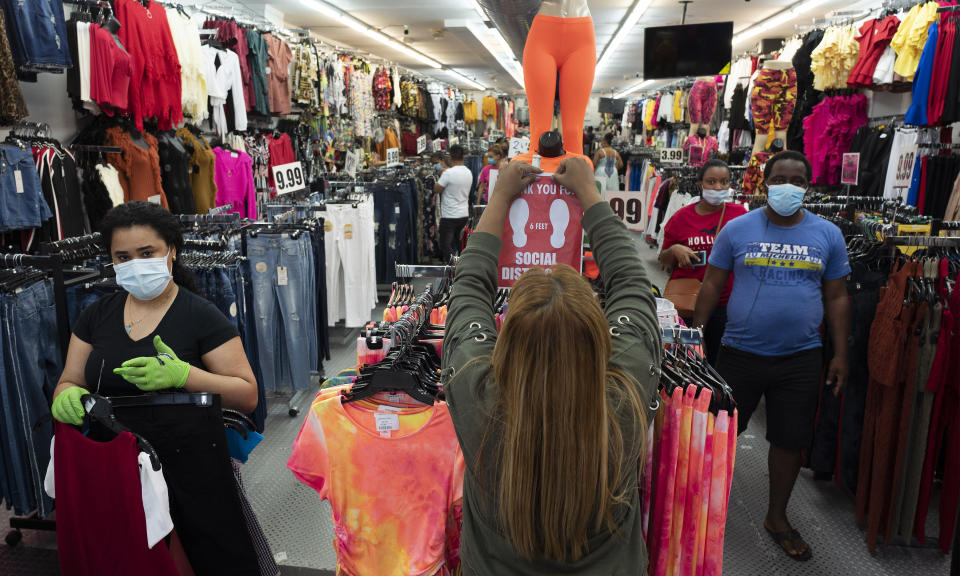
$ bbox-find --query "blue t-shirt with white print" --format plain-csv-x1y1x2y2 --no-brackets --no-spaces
709,208,851,356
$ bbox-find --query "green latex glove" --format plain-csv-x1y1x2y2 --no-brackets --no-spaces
113,335,190,391
52,386,87,426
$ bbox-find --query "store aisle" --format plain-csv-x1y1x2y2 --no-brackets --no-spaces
0,235,951,575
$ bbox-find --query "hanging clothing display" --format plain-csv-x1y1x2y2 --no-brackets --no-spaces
802,94,869,186
115,0,183,131
203,44,248,137
213,147,257,219
46,423,178,576
104,127,168,208
165,8,207,124
176,127,218,214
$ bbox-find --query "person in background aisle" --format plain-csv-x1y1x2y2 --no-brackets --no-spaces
442,158,661,574
659,159,747,365
592,132,623,193
477,143,506,204
583,125,596,156
435,144,474,262
693,151,851,562
50,201,261,574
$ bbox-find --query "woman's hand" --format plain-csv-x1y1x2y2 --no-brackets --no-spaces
52,386,88,425
113,335,190,391
476,161,541,239
669,245,701,269
553,157,602,211
489,161,541,206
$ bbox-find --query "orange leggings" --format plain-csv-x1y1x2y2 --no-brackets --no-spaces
522,15,596,157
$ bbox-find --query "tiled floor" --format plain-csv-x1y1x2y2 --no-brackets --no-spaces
1,236,952,574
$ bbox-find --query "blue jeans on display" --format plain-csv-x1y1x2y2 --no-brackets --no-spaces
1,0,72,67
0,145,53,232
309,230,330,364
0,280,61,517
65,284,118,331
247,234,316,393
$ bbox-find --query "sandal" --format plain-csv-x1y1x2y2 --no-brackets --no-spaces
764,524,812,561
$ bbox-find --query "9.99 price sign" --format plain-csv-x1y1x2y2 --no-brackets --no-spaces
272,161,306,195
606,191,646,231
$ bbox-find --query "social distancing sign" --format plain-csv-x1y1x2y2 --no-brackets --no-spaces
497,174,584,287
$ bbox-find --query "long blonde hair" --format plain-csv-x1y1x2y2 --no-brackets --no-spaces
489,265,648,562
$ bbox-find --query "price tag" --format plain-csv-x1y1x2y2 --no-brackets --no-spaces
891,145,916,193
841,153,860,185
449,136,459,147
13,170,23,194
456,120,465,131
432,139,444,153
386,147,401,167
605,191,646,231
374,412,400,432
660,148,684,164
508,137,529,159
343,150,359,178
416,135,426,154
272,161,306,195
277,266,288,286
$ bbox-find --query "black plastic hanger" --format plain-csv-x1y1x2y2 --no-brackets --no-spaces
81,394,161,471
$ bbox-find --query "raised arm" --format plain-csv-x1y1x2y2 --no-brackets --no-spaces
554,158,661,386
442,162,542,377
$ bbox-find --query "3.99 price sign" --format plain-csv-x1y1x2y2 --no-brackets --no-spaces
660,148,684,164
606,191,646,231
272,161,306,195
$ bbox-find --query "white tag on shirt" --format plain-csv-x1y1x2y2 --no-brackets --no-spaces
265,67,271,75
13,170,24,194
386,393,404,404
231,152,239,158
147,194,162,205
277,266,288,286
374,412,400,432
378,404,402,412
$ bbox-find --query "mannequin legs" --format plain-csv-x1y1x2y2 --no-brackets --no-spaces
558,38,595,156
522,15,596,155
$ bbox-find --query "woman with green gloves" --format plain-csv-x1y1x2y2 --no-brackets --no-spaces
51,201,257,420
49,201,261,574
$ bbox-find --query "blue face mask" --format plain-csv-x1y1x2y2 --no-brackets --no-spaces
114,251,172,301
766,184,806,216
487,157,497,165
434,163,444,171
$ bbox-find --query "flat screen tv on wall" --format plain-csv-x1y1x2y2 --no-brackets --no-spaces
642,22,734,79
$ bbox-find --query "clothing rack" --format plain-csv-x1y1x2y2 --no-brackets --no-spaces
0,252,76,544
178,213,242,225
660,326,703,346
389,286,435,349
394,264,455,279
884,235,960,247
68,144,121,154
40,232,103,255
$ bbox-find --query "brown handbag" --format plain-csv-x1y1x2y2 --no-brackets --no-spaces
663,278,702,318
662,203,728,318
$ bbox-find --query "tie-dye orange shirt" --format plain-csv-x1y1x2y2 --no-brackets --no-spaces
288,394,465,576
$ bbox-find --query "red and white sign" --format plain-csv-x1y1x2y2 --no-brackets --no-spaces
498,174,584,288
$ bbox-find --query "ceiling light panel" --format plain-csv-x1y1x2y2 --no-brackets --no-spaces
596,0,654,73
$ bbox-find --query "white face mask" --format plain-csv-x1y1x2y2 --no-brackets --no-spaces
113,251,172,301
701,188,731,206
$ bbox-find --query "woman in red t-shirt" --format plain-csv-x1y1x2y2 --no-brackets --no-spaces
659,159,747,365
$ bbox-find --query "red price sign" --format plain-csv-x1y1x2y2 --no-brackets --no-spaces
498,174,584,288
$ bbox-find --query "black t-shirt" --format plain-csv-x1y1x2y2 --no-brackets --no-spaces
73,289,239,396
